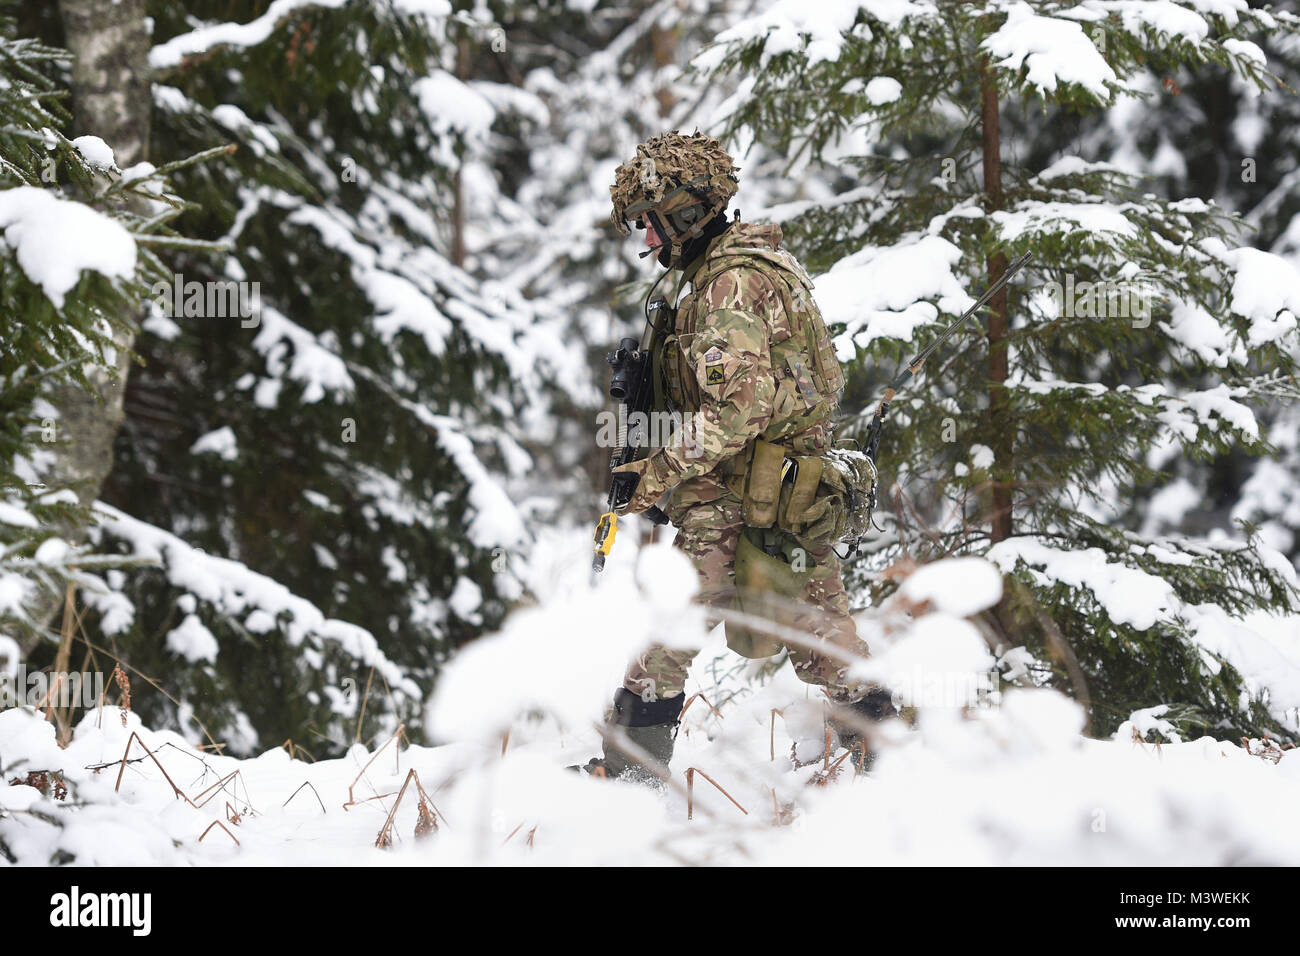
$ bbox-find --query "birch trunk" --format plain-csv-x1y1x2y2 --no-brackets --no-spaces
21,0,151,654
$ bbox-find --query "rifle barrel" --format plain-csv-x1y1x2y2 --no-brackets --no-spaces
880,251,1031,403
908,251,1032,372
866,251,1032,458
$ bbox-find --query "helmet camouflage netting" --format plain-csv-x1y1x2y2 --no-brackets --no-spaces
609,130,740,235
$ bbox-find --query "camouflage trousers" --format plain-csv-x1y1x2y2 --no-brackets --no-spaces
623,496,873,702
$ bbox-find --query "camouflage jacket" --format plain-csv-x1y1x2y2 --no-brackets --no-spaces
622,222,844,514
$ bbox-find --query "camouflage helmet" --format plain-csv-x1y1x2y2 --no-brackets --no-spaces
610,130,739,260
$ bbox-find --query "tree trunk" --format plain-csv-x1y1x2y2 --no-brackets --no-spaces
20,0,151,654
979,52,1013,544
650,5,681,118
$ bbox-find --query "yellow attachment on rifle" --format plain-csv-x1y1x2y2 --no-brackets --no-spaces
592,511,618,572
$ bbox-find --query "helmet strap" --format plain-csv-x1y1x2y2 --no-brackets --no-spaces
663,194,729,265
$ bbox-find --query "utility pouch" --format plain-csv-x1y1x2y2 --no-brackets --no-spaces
728,527,812,659
778,455,823,530
785,447,877,548
741,438,787,528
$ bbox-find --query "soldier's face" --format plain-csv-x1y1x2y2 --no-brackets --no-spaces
644,218,663,252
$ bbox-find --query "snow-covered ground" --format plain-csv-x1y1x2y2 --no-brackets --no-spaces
3,674,1298,866
3,525,1298,866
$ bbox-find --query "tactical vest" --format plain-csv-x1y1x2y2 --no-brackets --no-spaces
656,223,844,456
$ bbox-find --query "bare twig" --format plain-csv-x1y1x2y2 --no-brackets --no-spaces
685,767,748,820
198,820,240,846
375,769,443,848
342,723,406,811
282,781,326,813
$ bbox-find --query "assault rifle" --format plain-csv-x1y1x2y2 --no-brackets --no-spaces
864,251,1032,466
592,296,672,573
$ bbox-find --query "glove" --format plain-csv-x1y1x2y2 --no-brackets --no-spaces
611,454,666,515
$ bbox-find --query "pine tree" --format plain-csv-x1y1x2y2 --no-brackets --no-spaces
1004,17,1300,578
10,0,588,755
698,0,1300,740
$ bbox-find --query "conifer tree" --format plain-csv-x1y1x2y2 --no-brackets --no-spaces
9,0,588,754
699,0,1300,739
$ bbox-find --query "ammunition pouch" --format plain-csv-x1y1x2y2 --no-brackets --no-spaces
728,440,878,550
740,438,787,527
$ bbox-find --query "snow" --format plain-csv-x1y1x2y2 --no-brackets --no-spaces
142,305,182,341
1117,704,1180,743
1142,478,1200,535
864,76,902,105
815,234,972,357
392,0,452,15
1218,247,1300,347
852,612,996,709
707,0,938,70
3,0,1297,872
987,536,1299,731
992,200,1138,243
1036,156,1121,180
79,575,135,636
210,104,280,155
988,537,1176,630
447,577,483,622
981,3,1117,101
1223,37,1266,67
413,71,496,145
70,135,116,170
1163,298,1243,367
969,443,995,470
1160,384,1259,444
0,574,29,617
1105,0,1213,43
469,81,550,128
165,614,219,664
286,204,453,358
90,503,419,701
426,543,704,743
4,602,1299,865
32,538,69,565
0,187,137,309
1185,606,1300,731
427,415,529,550
189,426,238,461
4,508,1300,866
251,304,355,403
897,556,1003,617
149,0,352,70
0,501,38,529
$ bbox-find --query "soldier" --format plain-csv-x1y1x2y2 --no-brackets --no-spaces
593,130,893,783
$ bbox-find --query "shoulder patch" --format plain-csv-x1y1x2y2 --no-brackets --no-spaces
704,348,725,385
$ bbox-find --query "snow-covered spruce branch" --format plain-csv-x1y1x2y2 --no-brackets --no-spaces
131,234,233,253
95,142,238,202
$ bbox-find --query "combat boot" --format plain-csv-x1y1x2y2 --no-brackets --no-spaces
583,688,685,785
828,687,897,772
